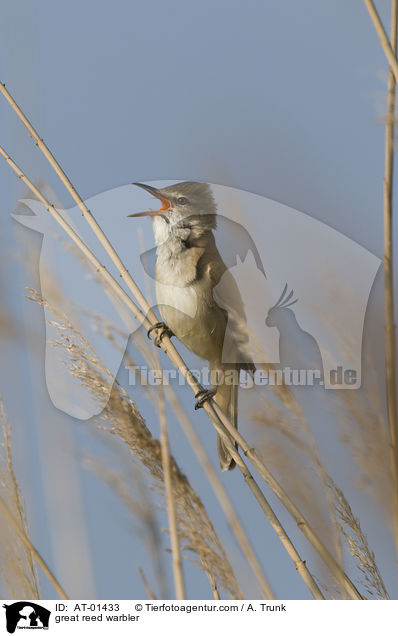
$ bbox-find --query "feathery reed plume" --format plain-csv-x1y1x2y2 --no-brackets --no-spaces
0,398,40,599
332,484,389,600
26,289,241,599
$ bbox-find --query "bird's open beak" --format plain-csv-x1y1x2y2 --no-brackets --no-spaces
128,183,172,218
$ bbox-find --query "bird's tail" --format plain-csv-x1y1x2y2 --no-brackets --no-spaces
214,368,238,471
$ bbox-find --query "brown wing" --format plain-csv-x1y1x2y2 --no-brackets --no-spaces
199,244,254,368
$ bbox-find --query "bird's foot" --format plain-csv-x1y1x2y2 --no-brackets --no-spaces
194,389,216,410
147,322,173,347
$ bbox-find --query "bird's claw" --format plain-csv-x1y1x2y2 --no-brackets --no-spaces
147,322,173,347
194,389,216,410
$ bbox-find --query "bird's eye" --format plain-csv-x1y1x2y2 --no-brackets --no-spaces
177,196,188,205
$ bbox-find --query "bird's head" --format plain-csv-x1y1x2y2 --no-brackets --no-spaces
129,181,217,243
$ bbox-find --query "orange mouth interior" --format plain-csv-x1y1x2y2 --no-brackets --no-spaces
157,194,172,212
129,190,172,218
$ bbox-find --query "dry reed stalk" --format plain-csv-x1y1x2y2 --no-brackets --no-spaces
208,573,221,600
0,152,358,600
209,417,324,599
0,400,67,599
0,82,159,328
382,0,398,555
142,249,185,600
210,400,361,599
364,1,398,83
0,88,360,596
0,145,147,329
163,386,274,599
139,568,157,600
158,385,186,599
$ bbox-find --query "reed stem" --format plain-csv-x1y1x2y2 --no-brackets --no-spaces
364,1,398,82
383,0,398,558
158,387,186,599
164,387,274,599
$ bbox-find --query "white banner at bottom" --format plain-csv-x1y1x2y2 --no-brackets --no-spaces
1,600,396,635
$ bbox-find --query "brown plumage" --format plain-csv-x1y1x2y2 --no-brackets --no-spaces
130,181,254,470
